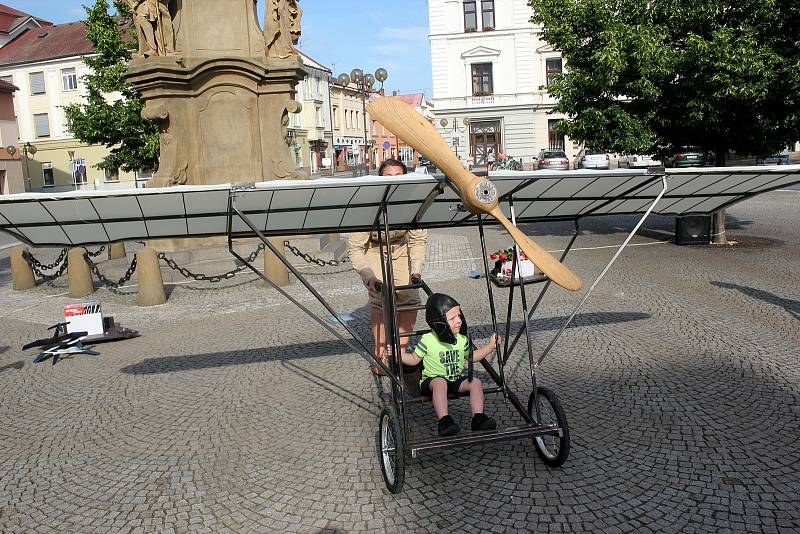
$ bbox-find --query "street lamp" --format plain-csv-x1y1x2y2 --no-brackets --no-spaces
334,67,388,171
439,118,468,161
327,74,338,176
22,142,37,192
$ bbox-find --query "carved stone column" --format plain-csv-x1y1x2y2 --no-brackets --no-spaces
126,0,308,186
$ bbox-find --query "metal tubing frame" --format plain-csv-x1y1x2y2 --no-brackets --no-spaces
536,176,669,366
227,192,400,386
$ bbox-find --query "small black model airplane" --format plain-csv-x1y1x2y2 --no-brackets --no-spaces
23,322,100,365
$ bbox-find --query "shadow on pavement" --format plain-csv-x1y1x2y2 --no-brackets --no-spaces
120,338,358,375
120,311,650,376
467,311,651,338
280,360,378,415
711,281,800,319
0,361,24,373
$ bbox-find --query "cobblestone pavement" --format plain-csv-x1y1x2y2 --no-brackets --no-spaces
0,191,798,533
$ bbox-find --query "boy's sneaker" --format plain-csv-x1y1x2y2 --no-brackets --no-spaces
437,415,460,436
471,413,496,431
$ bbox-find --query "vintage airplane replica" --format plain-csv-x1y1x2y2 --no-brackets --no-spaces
2,99,799,492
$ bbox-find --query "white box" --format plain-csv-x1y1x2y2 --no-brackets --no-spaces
64,301,104,336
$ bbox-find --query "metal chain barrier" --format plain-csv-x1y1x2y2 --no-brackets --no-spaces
84,253,138,289
157,243,266,283
22,250,69,284
283,240,350,267
86,245,107,258
23,247,68,272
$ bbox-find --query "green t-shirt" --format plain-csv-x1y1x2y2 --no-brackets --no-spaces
414,332,469,384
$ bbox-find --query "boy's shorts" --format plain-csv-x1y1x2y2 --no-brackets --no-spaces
420,376,467,397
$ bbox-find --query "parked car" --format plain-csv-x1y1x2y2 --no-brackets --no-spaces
756,149,790,165
535,149,570,170
666,146,706,168
618,154,661,168
573,148,610,169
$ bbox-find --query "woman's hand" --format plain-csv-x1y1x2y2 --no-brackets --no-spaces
410,273,422,283
367,276,381,292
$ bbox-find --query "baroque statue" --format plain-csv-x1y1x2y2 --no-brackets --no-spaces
265,0,302,59
128,0,176,57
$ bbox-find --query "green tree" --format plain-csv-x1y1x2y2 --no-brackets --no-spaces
64,0,159,174
530,0,800,243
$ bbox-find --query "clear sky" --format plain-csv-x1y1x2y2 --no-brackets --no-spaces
10,0,434,96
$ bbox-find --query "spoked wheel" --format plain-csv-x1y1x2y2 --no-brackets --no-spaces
377,408,405,493
528,386,570,467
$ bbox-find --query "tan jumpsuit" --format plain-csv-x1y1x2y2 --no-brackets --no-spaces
348,230,428,310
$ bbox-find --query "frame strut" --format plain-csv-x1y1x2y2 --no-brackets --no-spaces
537,175,669,366
228,192,400,386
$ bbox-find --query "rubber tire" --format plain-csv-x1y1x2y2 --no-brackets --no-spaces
378,408,405,493
509,159,522,171
528,386,570,467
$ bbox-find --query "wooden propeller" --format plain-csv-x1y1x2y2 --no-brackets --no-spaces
367,96,582,291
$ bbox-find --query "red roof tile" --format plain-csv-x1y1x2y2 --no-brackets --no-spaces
0,21,94,67
0,78,17,92
298,51,331,73
392,92,425,108
0,4,52,33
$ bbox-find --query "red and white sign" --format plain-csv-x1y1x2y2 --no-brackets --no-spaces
64,301,104,336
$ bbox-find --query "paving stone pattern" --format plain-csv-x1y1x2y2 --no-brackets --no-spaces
0,192,798,533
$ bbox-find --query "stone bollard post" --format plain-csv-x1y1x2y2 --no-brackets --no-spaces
136,247,167,306
10,245,36,290
68,247,95,298
263,237,289,287
108,242,126,260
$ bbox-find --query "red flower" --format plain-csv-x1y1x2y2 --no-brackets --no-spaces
490,253,497,260
499,253,506,262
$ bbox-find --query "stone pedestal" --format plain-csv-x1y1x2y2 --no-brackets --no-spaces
68,248,95,298
264,237,289,287
126,0,308,187
136,248,167,306
10,245,36,290
108,242,126,260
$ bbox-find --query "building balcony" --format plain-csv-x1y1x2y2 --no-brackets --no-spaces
432,91,558,112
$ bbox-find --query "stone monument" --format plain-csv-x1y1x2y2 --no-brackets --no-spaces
126,0,308,186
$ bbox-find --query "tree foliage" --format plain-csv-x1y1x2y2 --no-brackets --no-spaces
64,0,159,173
529,0,800,163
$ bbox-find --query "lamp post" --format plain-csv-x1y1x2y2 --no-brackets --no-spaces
439,118,469,161
21,142,37,192
334,67,388,172
327,74,338,176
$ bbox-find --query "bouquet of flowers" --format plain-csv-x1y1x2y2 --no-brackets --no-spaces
489,246,536,280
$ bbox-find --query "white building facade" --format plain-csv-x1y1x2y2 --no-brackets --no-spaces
429,0,574,169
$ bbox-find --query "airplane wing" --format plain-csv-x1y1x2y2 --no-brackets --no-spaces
1,165,798,248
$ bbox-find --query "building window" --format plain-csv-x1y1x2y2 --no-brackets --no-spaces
33,113,50,138
0,75,12,85
42,163,54,187
104,168,119,182
464,1,477,32
548,119,565,150
471,63,493,95
546,57,563,87
482,0,495,30
29,71,45,95
333,106,339,128
316,106,323,125
61,68,78,91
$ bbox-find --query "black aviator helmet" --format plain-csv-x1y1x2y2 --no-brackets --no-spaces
425,293,468,345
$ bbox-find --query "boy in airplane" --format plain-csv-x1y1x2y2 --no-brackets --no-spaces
402,293,499,436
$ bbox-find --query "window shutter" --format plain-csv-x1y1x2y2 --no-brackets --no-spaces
34,113,50,137
30,72,45,94
0,75,12,85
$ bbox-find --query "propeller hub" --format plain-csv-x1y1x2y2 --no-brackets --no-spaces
474,182,498,205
